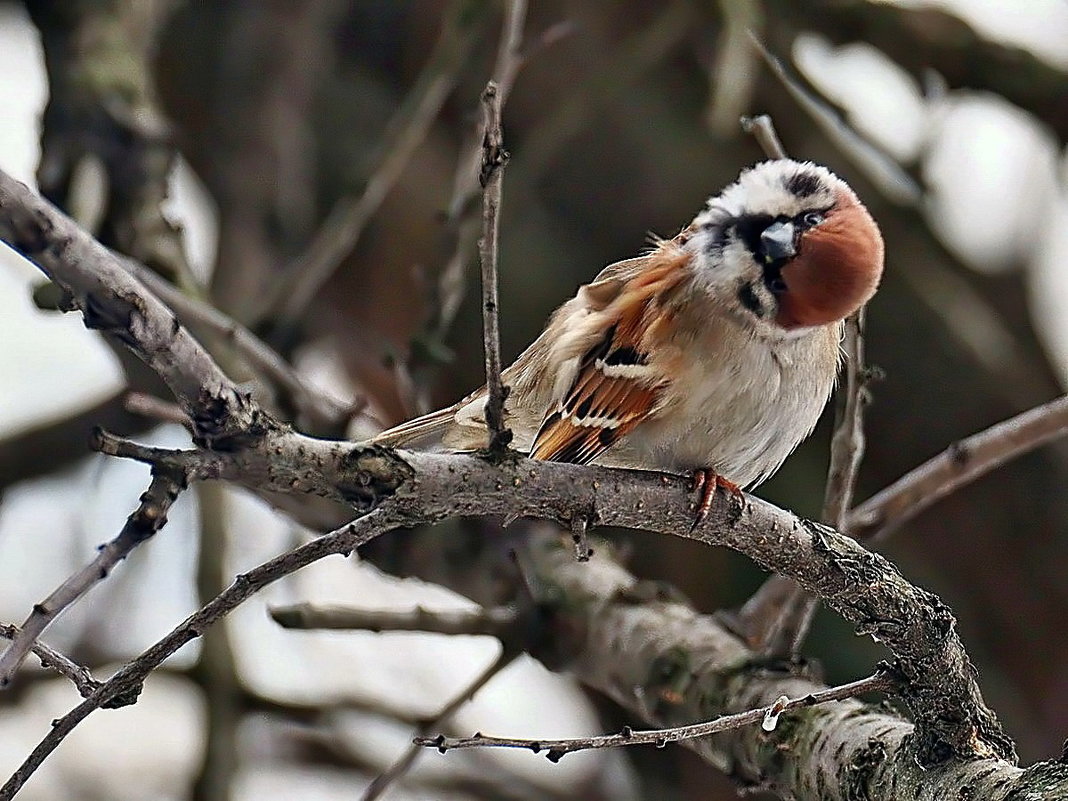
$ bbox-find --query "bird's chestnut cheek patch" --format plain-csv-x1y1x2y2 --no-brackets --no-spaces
774,223,880,329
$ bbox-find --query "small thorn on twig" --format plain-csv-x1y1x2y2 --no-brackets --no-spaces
570,514,592,562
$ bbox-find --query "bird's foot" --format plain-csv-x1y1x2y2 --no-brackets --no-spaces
689,468,743,529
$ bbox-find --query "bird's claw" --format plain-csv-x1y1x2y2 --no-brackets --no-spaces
689,468,743,529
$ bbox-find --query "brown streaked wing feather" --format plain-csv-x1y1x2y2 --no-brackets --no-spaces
530,242,689,464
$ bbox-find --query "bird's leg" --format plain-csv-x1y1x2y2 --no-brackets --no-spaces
690,468,743,527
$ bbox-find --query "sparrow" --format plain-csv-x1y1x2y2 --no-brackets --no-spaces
374,159,884,521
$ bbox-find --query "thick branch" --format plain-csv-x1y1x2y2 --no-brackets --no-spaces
68,429,1017,768
0,170,258,449
0,150,1052,799
515,533,1062,800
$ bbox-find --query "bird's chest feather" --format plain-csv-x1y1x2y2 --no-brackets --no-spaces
605,316,839,485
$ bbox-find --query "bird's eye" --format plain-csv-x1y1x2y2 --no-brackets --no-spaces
802,211,825,227
766,275,787,295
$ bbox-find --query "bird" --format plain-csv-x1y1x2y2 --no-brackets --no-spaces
373,159,884,522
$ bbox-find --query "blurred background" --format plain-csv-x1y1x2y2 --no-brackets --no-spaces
1,1,1066,799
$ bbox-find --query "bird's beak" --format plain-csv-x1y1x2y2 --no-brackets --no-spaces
760,221,796,262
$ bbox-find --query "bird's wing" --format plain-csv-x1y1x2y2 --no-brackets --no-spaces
372,239,691,457
530,241,689,464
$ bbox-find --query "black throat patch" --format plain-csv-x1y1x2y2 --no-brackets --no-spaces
737,282,764,318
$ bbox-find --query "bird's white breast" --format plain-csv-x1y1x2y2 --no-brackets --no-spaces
594,310,841,488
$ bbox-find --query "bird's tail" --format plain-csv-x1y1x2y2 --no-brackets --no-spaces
370,406,456,449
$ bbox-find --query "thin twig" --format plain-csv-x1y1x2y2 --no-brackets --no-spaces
123,391,193,430
0,509,407,801
420,0,529,356
0,465,187,688
90,427,211,472
0,624,101,698
823,311,869,527
746,32,922,205
265,0,483,330
740,114,787,159
362,649,519,801
445,0,527,225
851,393,1068,542
416,672,894,760
757,311,872,657
270,603,518,638
124,258,354,431
478,81,511,450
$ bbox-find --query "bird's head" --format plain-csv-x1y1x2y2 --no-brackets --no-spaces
689,160,884,334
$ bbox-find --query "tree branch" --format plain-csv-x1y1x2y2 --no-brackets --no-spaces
477,80,511,450
851,393,1068,541
0,170,258,449
748,33,922,205
264,0,485,330
755,310,872,657
123,391,192,429
2,141,1058,799
67,434,1032,760
270,603,518,638
362,649,518,801
0,624,101,698
0,508,405,801
0,464,187,687
123,257,355,432
416,672,894,759
740,113,787,160
512,531,1060,799
823,311,870,526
